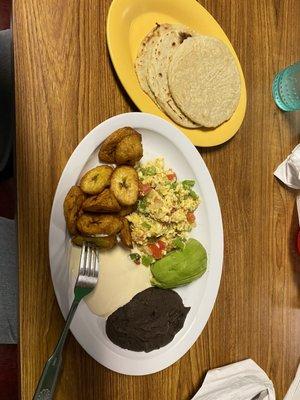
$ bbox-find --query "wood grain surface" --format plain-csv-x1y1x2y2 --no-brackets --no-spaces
13,0,300,399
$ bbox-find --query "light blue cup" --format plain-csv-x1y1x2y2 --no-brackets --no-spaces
272,61,300,111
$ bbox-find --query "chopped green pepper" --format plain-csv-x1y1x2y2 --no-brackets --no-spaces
137,198,148,213
182,180,195,190
141,254,155,266
189,190,199,200
143,166,156,176
130,253,140,262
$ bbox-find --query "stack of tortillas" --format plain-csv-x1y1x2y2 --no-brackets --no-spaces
135,23,241,129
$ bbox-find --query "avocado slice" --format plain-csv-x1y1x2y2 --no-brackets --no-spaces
150,238,207,289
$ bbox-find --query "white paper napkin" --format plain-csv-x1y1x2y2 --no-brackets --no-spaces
274,144,300,226
274,144,300,190
284,364,300,400
191,359,275,400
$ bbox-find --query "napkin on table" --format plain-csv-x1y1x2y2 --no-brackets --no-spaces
284,364,300,400
274,144,300,224
274,144,300,190
192,359,275,400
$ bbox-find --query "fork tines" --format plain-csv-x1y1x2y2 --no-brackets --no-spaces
77,242,99,288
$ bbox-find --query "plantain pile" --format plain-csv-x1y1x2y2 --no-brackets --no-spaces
63,127,143,250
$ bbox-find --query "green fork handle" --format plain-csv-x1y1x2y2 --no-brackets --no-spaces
33,298,80,400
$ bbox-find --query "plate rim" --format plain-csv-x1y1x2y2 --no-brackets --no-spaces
106,0,247,147
49,112,224,375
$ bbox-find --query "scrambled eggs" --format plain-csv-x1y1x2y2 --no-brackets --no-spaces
127,158,200,259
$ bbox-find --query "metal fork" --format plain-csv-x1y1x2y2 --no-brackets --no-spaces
33,242,99,400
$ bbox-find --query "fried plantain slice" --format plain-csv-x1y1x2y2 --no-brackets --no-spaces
72,234,117,249
98,127,140,163
79,165,113,195
118,204,136,217
63,186,86,235
76,213,123,235
82,189,121,213
115,132,143,165
110,166,139,206
119,218,133,248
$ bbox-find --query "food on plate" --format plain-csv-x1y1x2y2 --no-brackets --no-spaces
119,218,133,248
126,158,200,261
106,287,190,352
144,23,199,128
168,36,241,127
72,234,117,249
64,128,210,354
118,204,136,217
82,189,121,213
98,127,134,163
135,24,161,103
114,132,143,165
79,165,113,195
64,128,142,250
69,245,151,318
64,133,206,298
76,214,123,235
110,166,139,206
63,186,86,235
70,245,152,318
98,127,143,165
150,238,207,288
135,23,241,128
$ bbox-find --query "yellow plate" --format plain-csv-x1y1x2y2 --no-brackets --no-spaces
107,0,247,147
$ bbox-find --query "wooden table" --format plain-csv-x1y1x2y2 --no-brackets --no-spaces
14,1,300,399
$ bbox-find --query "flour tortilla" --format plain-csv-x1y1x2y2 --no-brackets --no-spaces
135,25,160,103
168,36,241,127
146,24,200,128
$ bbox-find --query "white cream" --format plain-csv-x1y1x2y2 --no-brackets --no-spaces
69,245,151,318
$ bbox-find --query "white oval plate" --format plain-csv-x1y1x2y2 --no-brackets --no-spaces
49,112,223,375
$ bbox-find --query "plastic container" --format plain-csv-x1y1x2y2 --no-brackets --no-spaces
272,62,300,111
